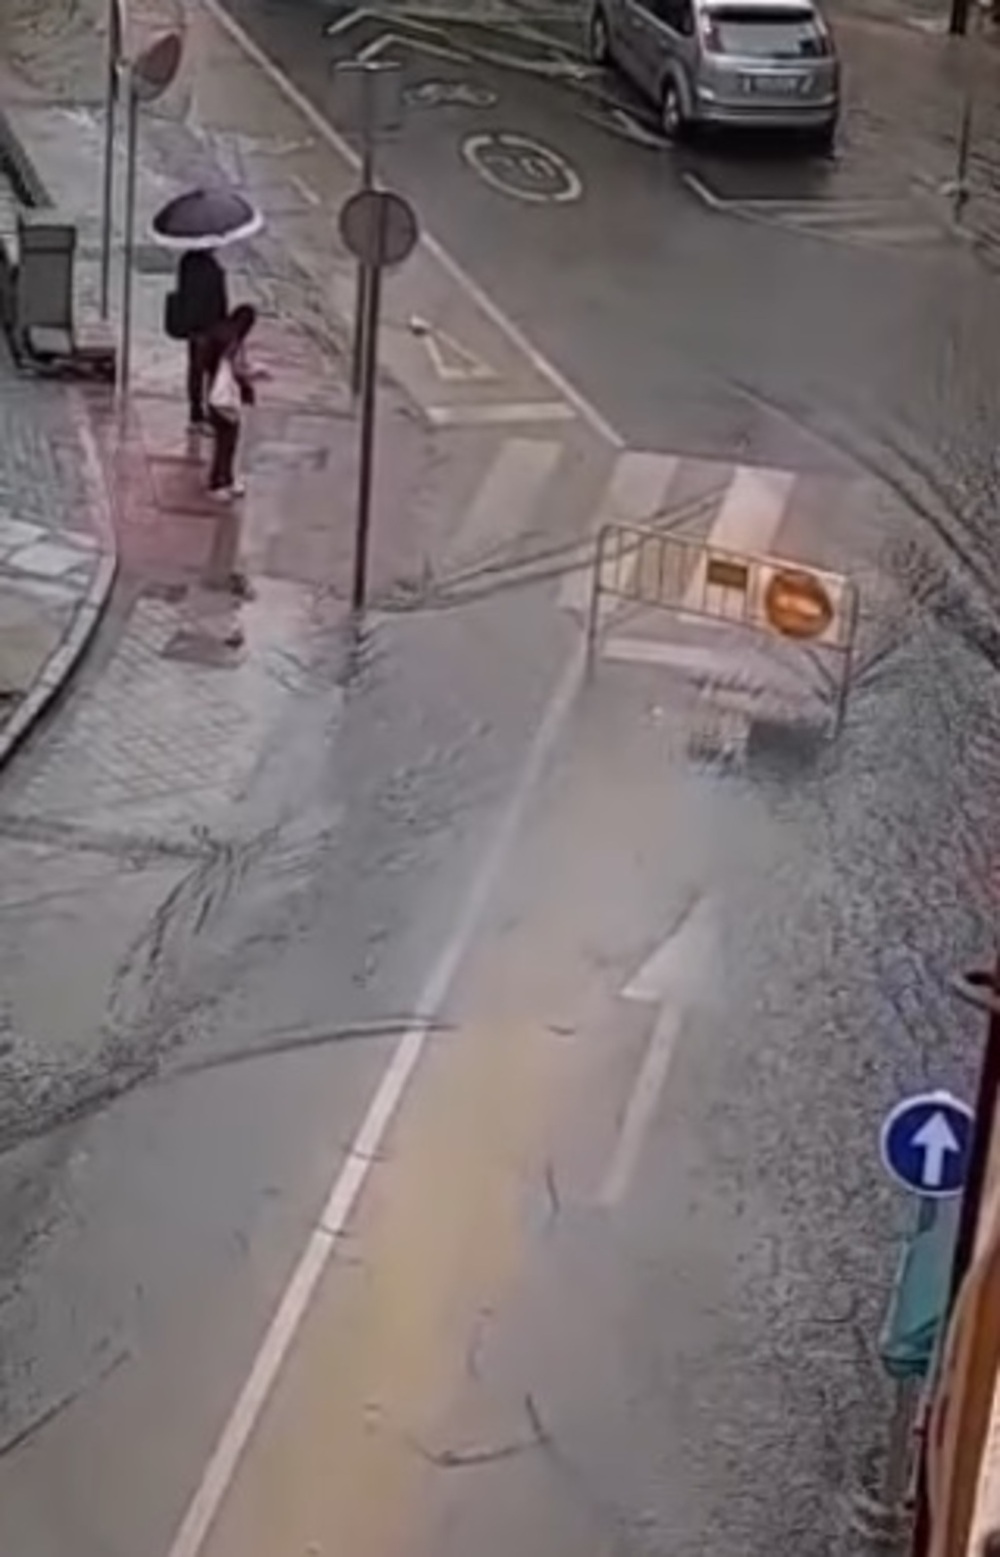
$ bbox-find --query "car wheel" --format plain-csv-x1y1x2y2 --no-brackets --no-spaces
660,78,686,143
589,6,612,64
811,120,836,156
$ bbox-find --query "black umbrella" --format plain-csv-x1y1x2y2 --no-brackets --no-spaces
150,187,264,252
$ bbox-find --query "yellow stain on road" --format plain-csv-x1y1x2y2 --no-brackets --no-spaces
200,1011,565,1557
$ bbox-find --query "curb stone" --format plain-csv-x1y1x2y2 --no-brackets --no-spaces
0,393,119,769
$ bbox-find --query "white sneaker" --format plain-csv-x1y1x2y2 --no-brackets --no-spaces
209,481,246,501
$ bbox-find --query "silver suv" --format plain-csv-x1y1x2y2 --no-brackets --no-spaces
589,0,840,149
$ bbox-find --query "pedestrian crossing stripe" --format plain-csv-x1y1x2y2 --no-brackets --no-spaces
426,424,875,634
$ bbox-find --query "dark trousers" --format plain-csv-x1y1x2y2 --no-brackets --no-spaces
187,337,211,422
208,408,240,490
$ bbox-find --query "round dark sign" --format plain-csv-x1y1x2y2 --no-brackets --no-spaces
132,31,183,104
764,567,835,640
339,189,419,268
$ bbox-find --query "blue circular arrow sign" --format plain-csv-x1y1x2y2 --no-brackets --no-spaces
880,1090,974,1198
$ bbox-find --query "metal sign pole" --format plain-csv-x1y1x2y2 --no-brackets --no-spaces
954,98,973,221
331,60,402,403
99,0,125,319
339,183,418,614
118,69,139,411
352,246,383,613
99,54,117,318
350,82,376,403
115,31,183,418
953,2,981,220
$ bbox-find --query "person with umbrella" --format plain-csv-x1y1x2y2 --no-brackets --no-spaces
153,187,263,430
175,248,228,429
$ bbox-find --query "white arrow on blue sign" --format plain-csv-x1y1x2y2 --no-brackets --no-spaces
880,1090,974,1198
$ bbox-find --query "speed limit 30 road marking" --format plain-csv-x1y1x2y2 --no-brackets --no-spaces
462,130,584,204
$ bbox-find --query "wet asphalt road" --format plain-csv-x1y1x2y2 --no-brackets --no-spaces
5,1,1000,1555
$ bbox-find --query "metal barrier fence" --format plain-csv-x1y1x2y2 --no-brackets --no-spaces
585,521,861,734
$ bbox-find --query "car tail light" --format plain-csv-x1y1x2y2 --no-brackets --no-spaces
699,14,724,50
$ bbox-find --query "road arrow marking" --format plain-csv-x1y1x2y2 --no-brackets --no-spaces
599,1004,682,1207
912,1111,960,1190
409,315,498,381
600,897,715,1205
623,897,717,1003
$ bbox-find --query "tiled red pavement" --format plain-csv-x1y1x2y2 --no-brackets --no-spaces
92,315,442,605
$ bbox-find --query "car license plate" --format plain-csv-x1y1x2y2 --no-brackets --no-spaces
751,73,803,93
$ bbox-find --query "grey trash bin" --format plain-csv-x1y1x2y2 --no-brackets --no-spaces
16,210,76,355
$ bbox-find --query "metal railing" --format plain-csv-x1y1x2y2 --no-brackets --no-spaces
585,521,860,734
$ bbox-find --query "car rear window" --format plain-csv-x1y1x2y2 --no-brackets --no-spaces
705,8,828,56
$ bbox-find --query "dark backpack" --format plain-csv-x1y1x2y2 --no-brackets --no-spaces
164,289,191,341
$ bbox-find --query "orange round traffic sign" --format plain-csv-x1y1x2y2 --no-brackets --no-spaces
764,567,834,640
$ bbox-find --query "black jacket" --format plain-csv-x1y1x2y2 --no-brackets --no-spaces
177,251,228,337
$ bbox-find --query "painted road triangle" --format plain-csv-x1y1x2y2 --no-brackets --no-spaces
409,316,497,382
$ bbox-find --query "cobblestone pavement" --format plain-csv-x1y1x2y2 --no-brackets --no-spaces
0,356,114,749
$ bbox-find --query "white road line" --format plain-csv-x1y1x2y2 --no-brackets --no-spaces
357,31,472,65
683,174,940,250
705,464,795,554
199,0,623,450
164,641,585,1557
623,896,716,1005
599,1004,683,1207
682,170,727,209
621,902,698,1001
289,172,320,207
604,637,715,669
325,7,364,34
357,31,400,60
844,224,943,247
557,450,679,613
425,401,577,427
449,437,563,561
678,463,794,615
755,200,897,225
409,315,497,382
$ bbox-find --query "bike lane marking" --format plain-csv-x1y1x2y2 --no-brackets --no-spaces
200,0,624,449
